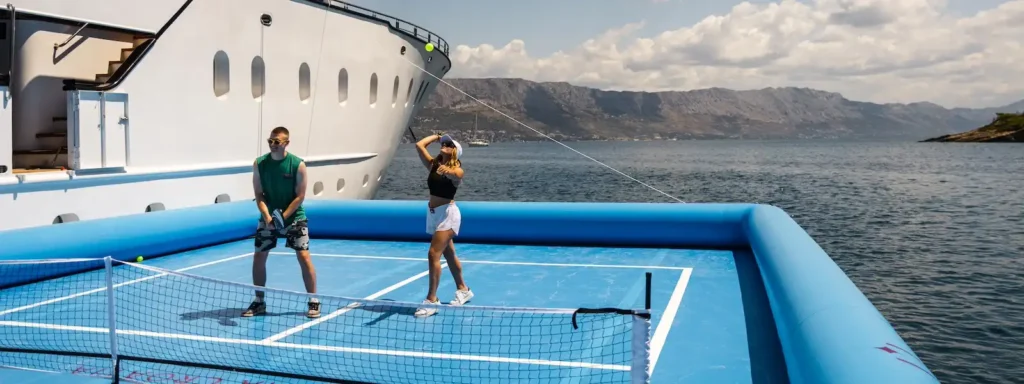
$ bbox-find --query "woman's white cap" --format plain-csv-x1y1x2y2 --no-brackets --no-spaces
440,134,463,158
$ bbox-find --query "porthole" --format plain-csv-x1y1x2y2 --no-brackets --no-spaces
299,63,311,102
405,78,414,106
251,56,265,100
391,76,400,107
369,73,378,106
213,51,230,98
338,68,349,105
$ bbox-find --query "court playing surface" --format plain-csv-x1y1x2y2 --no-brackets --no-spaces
0,239,787,383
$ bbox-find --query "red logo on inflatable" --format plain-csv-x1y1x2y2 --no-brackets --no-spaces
876,342,936,379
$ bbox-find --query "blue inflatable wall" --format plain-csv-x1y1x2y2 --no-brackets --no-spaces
304,200,750,247
0,199,938,384
0,202,256,288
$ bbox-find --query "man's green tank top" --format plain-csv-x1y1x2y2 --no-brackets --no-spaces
256,152,306,225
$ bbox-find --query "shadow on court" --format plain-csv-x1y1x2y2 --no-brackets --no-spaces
359,299,418,326
179,308,308,326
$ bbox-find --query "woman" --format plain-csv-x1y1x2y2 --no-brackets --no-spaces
413,133,473,318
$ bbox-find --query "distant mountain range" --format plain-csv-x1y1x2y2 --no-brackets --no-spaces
407,78,1024,142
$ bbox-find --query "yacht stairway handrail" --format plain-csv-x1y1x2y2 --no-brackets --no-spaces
57,0,451,92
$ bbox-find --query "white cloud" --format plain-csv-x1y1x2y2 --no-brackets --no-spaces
448,0,1024,108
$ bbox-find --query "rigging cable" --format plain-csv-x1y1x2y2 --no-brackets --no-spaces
400,55,687,204
305,2,331,152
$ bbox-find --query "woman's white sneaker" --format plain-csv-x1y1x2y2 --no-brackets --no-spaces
414,299,440,318
450,289,474,306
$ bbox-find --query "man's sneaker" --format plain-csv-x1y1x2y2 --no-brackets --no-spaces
307,301,321,318
414,299,440,318
450,289,474,306
241,301,266,317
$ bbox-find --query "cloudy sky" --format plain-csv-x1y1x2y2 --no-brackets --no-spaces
353,0,1022,109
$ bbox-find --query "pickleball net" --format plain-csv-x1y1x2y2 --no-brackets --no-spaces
0,257,652,383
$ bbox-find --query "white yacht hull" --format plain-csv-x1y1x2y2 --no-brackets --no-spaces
0,0,451,232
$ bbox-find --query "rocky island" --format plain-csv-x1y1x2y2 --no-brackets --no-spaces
921,112,1024,142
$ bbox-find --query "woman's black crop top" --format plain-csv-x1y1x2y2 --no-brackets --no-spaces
427,161,458,199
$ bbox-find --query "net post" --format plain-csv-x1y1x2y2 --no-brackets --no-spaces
631,312,652,384
103,256,119,383
631,271,653,383
112,357,121,384
645,272,651,310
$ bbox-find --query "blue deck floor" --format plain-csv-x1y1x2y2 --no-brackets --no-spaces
0,239,787,383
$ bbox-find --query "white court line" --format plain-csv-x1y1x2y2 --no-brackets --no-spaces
0,253,253,317
270,252,690,270
0,320,629,371
453,259,688,271
647,268,692,377
268,252,423,263
0,364,62,374
261,264,447,343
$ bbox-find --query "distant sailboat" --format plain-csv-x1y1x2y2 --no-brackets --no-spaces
468,113,490,147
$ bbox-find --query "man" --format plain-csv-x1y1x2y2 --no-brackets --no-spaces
242,126,320,319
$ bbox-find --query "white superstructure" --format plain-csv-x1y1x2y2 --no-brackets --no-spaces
0,0,451,232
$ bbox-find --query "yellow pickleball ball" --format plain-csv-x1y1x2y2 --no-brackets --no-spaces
425,43,434,52
136,256,144,262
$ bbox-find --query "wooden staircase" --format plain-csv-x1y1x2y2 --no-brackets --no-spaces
12,117,69,172
96,36,151,83
11,35,151,173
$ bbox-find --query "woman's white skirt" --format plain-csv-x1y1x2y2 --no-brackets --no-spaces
426,203,461,235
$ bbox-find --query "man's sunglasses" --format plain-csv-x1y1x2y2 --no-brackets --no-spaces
268,138,288,145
